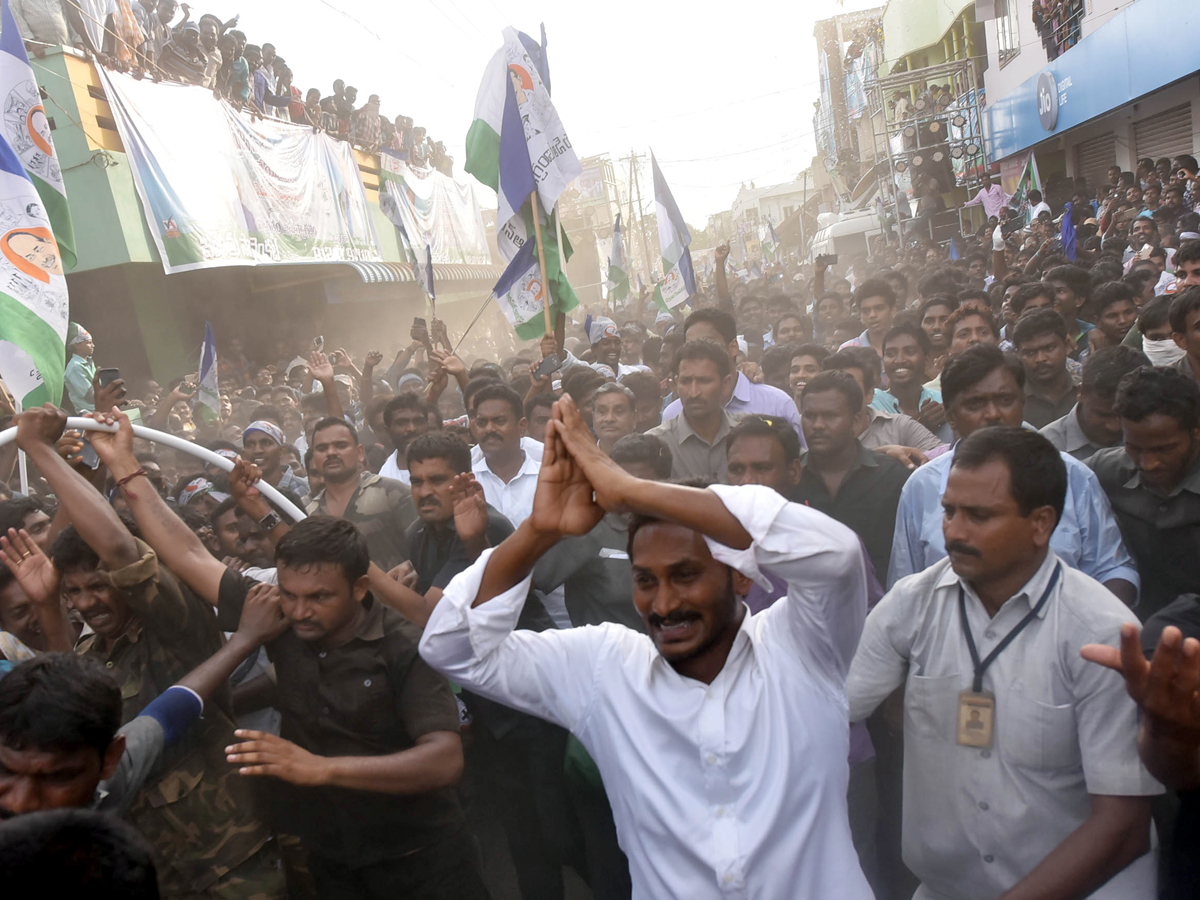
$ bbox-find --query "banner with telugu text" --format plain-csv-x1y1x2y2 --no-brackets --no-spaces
377,152,491,265
98,69,382,274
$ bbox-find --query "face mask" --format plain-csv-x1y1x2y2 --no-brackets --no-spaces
1143,336,1186,366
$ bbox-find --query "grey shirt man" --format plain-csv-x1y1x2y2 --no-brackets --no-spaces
648,409,743,482
1039,404,1102,462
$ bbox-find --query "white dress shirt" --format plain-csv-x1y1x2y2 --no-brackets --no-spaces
847,553,1160,900
470,444,541,529
378,449,411,484
420,485,873,900
469,436,543,468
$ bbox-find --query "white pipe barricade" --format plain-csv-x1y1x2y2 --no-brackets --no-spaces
0,418,308,523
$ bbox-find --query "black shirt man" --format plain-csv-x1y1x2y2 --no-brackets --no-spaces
797,370,911,583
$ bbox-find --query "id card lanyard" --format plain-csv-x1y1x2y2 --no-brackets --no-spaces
955,564,1061,748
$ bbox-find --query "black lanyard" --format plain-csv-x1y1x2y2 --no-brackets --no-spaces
959,564,1061,693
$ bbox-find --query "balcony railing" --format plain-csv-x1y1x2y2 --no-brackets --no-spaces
1033,0,1085,61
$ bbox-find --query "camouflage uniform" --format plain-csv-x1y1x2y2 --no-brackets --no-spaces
77,540,284,899
306,471,417,570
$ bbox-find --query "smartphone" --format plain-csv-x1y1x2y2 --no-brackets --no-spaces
413,317,428,330
329,351,342,364
313,335,324,351
816,253,839,267
534,353,561,379
178,381,198,395
97,367,121,388
79,439,101,470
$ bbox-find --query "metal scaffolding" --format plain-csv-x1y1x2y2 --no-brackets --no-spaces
866,59,989,245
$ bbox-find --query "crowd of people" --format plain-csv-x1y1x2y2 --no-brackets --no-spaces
11,0,454,166
1,151,1200,900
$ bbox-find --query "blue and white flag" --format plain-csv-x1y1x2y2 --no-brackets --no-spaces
606,212,630,306
651,152,695,310
0,127,68,408
465,26,580,263
491,238,549,341
0,0,75,269
196,322,219,422
395,218,436,303
948,237,960,260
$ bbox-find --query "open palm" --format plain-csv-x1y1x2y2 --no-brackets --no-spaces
0,528,60,604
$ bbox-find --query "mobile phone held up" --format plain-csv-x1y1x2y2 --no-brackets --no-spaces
534,353,561,380
815,253,838,268
96,367,121,388
413,317,428,330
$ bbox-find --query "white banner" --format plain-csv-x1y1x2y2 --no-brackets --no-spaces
378,153,491,265
99,69,382,274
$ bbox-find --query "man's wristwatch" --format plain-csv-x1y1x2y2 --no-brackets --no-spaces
257,510,282,532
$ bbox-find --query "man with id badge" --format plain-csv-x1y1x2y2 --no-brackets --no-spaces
847,426,1161,900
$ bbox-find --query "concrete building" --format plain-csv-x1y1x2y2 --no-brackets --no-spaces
980,0,1199,197
33,48,500,387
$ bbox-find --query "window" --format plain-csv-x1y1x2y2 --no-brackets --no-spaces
996,0,1020,66
783,205,795,218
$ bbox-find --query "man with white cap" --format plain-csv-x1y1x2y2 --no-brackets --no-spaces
560,316,651,379
63,323,98,413
241,419,310,503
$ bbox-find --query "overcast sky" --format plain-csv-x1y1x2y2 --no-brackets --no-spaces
196,0,879,225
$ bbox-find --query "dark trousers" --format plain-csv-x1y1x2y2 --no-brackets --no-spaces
307,829,490,900
467,712,582,900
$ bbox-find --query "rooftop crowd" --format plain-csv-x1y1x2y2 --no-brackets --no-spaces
1,155,1200,900
11,0,455,167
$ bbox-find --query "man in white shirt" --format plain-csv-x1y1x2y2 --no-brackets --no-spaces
377,394,432,484
468,383,540,528
560,315,652,380
421,395,873,900
1028,189,1051,221
467,382,568,628
847,426,1160,900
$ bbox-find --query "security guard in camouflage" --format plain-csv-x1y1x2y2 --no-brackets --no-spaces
73,540,284,899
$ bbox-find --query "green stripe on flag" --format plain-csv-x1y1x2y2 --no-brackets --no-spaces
510,209,579,342
30,172,75,270
0,292,65,407
464,119,500,193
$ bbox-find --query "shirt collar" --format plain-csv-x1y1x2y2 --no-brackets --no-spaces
677,408,736,446
936,550,1062,620
472,446,539,479
1124,451,1200,495
352,593,386,641
1060,404,1096,454
732,371,752,403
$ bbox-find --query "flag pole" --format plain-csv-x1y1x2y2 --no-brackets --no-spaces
529,190,553,335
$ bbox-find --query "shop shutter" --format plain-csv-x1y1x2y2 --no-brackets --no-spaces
1075,132,1116,191
1133,105,1194,162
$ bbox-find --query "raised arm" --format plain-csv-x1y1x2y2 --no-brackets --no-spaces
308,350,346,422
714,242,731,306
87,409,227,605
15,406,138,570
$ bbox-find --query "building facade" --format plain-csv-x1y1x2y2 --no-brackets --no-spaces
980,0,1199,197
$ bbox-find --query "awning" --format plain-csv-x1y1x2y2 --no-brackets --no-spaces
345,262,413,284
343,261,506,284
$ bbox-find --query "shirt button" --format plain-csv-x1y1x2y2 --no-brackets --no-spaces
722,873,735,885
984,854,995,863
105,661,114,668
363,678,372,687
706,753,718,765
981,750,991,759
979,801,989,811
318,651,327,658
984,630,995,639
322,706,330,715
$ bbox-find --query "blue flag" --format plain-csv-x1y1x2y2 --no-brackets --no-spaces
516,24,550,95
1061,201,1077,261
948,237,960,260
651,152,696,309
196,323,219,423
